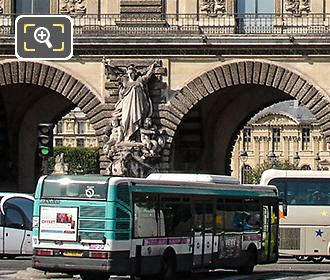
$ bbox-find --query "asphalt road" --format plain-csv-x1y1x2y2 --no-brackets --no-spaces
1,257,330,279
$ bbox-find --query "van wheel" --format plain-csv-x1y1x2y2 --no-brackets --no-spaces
312,256,324,263
80,272,110,280
160,252,176,280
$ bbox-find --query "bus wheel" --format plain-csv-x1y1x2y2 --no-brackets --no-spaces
312,256,324,263
160,251,176,280
295,256,311,261
237,248,256,274
80,272,110,280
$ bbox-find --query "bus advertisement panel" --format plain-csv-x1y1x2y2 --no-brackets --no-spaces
39,206,78,241
32,174,279,280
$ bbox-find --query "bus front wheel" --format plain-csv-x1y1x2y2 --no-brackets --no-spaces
237,247,256,274
80,272,110,280
312,256,324,263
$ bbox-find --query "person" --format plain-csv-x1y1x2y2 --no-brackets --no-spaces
140,117,158,158
113,62,157,142
312,190,327,204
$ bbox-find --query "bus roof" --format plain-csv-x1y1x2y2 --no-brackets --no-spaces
260,169,330,185
146,173,240,184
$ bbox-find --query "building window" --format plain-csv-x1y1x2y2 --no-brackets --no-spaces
77,121,85,134
55,139,63,146
56,122,63,134
302,128,310,151
243,128,251,151
272,128,281,151
77,139,85,147
14,0,50,14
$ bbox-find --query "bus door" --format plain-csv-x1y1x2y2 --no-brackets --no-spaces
192,200,214,268
260,202,278,263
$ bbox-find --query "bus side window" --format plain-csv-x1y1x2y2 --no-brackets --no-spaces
5,208,24,229
3,198,33,230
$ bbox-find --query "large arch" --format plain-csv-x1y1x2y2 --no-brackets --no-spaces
0,60,107,192
160,60,330,174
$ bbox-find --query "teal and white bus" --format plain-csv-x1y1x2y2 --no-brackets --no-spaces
32,174,279,280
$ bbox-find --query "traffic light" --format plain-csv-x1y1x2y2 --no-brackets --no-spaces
37,123,53,157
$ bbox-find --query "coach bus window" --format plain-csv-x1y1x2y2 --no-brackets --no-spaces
4,197,33,230
5,208,24,229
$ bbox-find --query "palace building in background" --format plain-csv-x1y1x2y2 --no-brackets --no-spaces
53,108,98,148
1,0,330,192
231,100,330,183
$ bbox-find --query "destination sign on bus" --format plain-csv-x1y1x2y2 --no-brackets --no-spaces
39,206,78,241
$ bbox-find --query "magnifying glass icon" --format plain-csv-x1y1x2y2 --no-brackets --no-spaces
34,27,53,49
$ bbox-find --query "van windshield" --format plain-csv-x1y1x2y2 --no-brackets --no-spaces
41,177,108,200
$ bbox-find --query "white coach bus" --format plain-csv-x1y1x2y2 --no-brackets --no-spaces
0,193,34,258
260,169,330,263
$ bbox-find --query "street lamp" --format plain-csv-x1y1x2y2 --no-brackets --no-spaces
293,152,300,167
314,153,321,170
268,151,277,168
240,150,248,183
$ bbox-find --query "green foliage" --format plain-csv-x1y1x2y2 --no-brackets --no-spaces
246,160,298,184
49,147,100,175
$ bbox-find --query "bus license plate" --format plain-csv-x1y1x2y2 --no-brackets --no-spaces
64,251,83,257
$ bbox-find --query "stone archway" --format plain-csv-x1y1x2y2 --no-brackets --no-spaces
0,60,107,192
160,60,330,173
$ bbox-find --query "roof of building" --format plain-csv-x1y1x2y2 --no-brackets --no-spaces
248,100,316,125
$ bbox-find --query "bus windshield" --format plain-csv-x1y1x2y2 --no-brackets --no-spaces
269,178,330,206
41,176,108,200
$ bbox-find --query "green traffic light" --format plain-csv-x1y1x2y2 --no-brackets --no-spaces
40,147,49,156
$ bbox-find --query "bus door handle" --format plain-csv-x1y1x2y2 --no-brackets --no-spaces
5,233,8,237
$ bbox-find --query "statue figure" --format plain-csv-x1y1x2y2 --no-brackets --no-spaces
140,117,159,159
53,153,68,175
285,0,300,15
113,62,157,142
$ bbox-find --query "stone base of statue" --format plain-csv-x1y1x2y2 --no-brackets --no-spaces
104,140,163,177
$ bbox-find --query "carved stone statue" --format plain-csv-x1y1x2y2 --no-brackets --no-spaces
285,0,310,16
0,0,3,14
201,0,225,16
103,59,167,177
60,0,86,15
52,153,68,175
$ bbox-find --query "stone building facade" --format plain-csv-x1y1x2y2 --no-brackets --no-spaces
53,108,98,148
231,100,330,182
1,0,330,192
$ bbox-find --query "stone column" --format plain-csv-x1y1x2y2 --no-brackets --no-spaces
253,136,261,167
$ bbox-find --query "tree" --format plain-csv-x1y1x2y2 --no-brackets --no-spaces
245,160,298,184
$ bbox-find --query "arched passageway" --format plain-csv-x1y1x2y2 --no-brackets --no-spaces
162,60,330,174
0,61,104,193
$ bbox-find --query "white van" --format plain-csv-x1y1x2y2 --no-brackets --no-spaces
0,193,34,258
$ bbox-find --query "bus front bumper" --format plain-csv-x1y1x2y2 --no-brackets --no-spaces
32,256,112,273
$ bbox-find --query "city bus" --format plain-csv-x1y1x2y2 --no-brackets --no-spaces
0,192,34,258
32,174,279,280
260,169,330,263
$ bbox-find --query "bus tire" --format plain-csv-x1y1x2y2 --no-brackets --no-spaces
295,256,311,261
237,247,256,274
160,250,176,280
312,256,324,263
80,272,110,280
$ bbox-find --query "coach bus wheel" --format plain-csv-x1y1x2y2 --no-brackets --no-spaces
312,256,324,263
80,272,110,280
160,251,176,280
295,256,311,261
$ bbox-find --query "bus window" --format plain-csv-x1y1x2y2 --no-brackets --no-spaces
134,194,158,238
160,196,192,237
3,197,33,230
215,199,225,233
